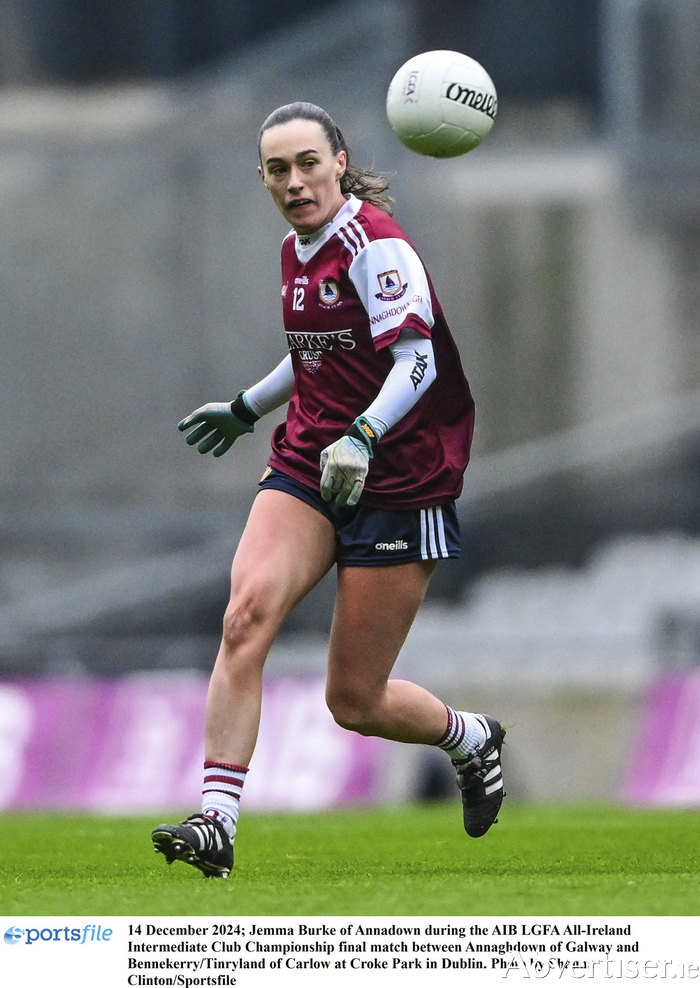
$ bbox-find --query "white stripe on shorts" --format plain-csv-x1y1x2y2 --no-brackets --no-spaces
435,505,449,557
420,507,449,560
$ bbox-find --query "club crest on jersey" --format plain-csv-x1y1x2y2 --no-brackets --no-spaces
375,269,408,301
318,279,341,306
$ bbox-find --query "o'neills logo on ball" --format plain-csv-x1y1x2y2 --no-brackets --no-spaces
445,82,497,119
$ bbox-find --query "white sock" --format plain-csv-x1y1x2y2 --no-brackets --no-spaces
202,761,248,838
436,707,488,761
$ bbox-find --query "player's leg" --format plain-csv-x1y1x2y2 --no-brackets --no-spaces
325,561,505,837
204,488,336,766
152,488,336,876
325,561,445,741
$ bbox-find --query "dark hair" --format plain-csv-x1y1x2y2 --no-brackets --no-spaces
258,101,393,215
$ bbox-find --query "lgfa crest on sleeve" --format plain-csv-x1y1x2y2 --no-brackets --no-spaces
376,268,408,301
318,278,341,305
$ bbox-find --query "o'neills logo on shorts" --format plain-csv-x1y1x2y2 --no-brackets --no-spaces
375,541,409,551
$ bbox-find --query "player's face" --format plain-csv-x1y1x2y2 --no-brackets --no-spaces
258,119,347,234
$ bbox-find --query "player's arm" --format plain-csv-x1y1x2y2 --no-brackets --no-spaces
320,235,438,505
320,330,436,505
178,354,294,457
362,330,436,437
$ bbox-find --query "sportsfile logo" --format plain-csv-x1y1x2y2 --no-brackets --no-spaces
4,923,113,945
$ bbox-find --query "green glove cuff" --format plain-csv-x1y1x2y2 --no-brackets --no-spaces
344,416,377,458
231,390,260,427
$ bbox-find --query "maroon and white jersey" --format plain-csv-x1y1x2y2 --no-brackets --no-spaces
268,195,475,509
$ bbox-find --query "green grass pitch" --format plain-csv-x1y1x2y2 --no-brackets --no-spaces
1,803,698,917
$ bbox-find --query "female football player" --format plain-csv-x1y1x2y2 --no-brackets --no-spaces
152,102,505,877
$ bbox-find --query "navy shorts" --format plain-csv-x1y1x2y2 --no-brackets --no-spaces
258,468,460,567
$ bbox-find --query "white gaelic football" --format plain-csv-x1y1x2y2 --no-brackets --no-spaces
386,50,497,158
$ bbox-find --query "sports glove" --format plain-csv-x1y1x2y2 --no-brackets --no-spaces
319,416,378,507
178,391,258,457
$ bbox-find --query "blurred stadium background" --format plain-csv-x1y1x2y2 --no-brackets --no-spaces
1,0,700,815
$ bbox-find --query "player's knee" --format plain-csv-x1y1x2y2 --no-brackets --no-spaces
326,686,377,736
221,585,277,652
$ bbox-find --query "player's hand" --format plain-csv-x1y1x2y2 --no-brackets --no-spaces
319,437,370,507
178,402,254,457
